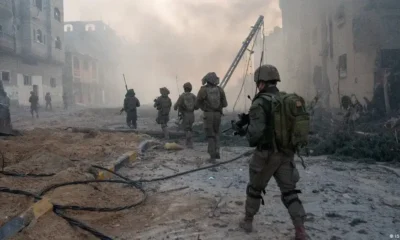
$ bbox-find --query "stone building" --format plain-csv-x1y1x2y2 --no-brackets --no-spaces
0,0,64,106
63,21,123,106
279,0,400,109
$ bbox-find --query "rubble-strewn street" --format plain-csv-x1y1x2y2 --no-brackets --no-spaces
0,107,399,240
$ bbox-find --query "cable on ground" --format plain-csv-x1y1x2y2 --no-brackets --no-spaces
0,150,253,239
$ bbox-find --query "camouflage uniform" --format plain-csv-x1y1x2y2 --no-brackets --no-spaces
239,65,307,240
196,72,228,163
123,89,140,129
174,82,198,148
154,87,172,139
0,84,12,135
45,93,52,111
29,91,39,118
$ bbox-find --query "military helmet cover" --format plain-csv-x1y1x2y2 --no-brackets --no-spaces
160,87,170,95
183,82,192,90
202,72,220,85
254,64,281,82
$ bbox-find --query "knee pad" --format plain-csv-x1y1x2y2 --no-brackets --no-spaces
281,189,302,208
246,185,265,205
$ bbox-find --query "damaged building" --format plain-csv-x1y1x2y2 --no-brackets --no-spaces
278,0,400,111
0,0,64,106
63,21,123,106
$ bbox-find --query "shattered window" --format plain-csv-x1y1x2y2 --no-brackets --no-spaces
1,71,10,82
54,8,61,22
50,78,56,88
36,29,43,43
338,54,347,79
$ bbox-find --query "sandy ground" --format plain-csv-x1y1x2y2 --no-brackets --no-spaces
1,107,399,240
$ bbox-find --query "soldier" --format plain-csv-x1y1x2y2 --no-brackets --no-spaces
196,72,228,163
29,91,39,118
62,93,68,110
234,65,307,240
45,92,52,111
121,89,140,129
154,87,172,139
174,82,198,148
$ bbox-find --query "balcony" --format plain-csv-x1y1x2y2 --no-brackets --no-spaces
0,0,13,20
0,31,15,53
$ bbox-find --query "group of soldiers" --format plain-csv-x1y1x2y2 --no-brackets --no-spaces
28,91,69,118
122,64,308,240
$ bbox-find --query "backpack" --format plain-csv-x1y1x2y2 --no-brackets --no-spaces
205,86,221,111
259,92,310,151
182,93,195,111
126,97,138,111
158,96,171,115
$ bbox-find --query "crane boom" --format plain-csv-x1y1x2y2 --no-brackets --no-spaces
220,15,264,89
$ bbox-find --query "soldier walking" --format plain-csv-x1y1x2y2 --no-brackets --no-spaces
45,92,52,111
234,65,308,240
154,87,172,139
174,82,198,148
121,89,140,129
29,91,39,118
196,72,228,163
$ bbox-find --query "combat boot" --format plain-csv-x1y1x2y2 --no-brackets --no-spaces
207,156,216,164
295,225,307,240
186,131,193,148
216,152,221,159
239,214,253,233
163,128,170,140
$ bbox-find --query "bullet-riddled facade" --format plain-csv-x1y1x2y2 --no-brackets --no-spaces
0,0,65,106
279,0,400,109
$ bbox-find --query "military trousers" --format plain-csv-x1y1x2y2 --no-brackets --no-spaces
203,111,221,158
182,111,195,147
126,110,137,129
245,149,306,227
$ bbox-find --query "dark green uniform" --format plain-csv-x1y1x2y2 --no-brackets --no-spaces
196,72,228,162
154,87,172,139
239,64,307,240
174,82,198,148
123,89,140,129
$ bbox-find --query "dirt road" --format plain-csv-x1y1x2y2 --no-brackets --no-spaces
1,107,399,240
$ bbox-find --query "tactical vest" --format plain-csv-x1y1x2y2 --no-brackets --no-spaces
205,86,221,111
256,92,310,151
126,97,138,111
182,93,195,112
158,96,171,115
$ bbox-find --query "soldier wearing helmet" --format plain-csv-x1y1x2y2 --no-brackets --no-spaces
121,89,140,129
29,91,39,118
154,87,172,139
173,82,198,148
236,64,307,240
196,72,228,163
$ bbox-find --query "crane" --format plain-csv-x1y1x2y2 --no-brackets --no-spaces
219,15,264,89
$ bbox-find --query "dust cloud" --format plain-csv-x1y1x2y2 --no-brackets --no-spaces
64,0,282,105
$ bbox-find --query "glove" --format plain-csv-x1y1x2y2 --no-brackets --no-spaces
236,113,250,128
119,108,124,115
234,128,247,137
231,120,247,137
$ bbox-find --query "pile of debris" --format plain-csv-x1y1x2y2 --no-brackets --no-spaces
309,109,400,163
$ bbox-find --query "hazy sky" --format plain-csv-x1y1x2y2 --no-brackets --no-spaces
64,0,282,104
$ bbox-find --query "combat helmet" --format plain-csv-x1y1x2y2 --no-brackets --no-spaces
202,72,220,85
183,82,192,92
126,89,135,97
160,87,170,96
254,64,281,83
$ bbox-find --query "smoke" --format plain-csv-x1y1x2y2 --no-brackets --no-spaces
64,0,282,104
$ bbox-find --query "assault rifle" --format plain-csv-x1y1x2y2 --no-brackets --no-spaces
120,74,129,114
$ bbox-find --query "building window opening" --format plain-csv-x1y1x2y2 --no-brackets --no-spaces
50,78,56,88
85,24,96,32
35,0,42,11
36,29,43,43
55,36,62,49
23,75,32,86
338,54,347,79
73,57,80,69
54,8,61,22
64,24,73,32
0,25,3,32
1,71,10,82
